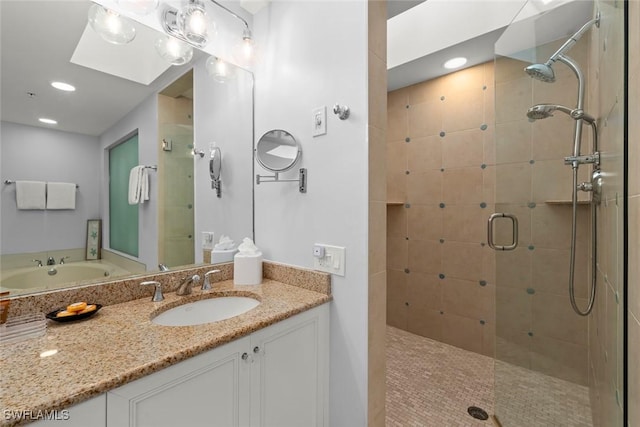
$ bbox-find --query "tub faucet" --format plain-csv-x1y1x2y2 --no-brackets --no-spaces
46,257,55,266
176,274,200,296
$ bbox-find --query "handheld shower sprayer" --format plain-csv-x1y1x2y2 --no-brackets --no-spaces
524,12,600,83
526,104,595,123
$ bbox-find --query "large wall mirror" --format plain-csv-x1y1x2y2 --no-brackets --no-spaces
0,0,254,297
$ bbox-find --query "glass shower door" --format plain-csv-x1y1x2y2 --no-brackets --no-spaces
492,1,624,425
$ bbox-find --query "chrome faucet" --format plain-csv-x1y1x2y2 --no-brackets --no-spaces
32,259,43,267
46,257,55,266
158,264,170,272
59,256,70,265
141,281,164,302
176,274,200,296
202,270,221,290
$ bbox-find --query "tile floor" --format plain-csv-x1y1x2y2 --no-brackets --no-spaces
386,326,593,427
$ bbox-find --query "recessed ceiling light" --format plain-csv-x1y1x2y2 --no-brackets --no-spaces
39,118,58,125
51,81,76,92
443,57,468,69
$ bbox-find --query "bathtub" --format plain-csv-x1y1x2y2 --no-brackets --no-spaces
0,261,131,295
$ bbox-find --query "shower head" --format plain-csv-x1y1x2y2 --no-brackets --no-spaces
527,104,595,123
524,12,600,83
525,62,555,83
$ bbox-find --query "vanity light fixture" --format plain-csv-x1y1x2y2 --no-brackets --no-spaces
88,4,136,45
51,82,76,92
443,57,468,70
38,118,58,125
116,0,159,15
155,35,194,65
232,28,256,68
206,56,235,82
160,1,209,49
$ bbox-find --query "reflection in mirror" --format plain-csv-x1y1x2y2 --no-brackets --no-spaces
255,130,301,172
0,0,254,297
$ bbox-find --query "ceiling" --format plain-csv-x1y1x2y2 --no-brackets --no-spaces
0,0,595,136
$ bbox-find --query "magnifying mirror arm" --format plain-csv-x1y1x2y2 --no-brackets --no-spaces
256,169,307,193
212,178,222,198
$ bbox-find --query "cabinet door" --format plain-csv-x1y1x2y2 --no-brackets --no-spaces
31,394,106,427
250,304,329,427
107,336,250,427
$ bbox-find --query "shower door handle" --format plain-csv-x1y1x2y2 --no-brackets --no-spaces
487,213,518,251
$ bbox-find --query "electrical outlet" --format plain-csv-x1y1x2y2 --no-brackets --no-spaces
312,106,326,137
312,244,345,276
201,232,215,250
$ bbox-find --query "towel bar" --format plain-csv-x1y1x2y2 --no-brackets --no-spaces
3,180,79,189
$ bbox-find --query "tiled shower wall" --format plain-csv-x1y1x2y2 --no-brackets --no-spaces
386,62,496,357
589,0,632,425
628,2,640,426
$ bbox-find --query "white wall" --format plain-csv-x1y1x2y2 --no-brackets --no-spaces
193,57,254,258
0,121,100,254
99,94,159,270
253,2,369,425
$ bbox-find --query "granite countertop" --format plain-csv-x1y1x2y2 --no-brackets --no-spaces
0,275,331,426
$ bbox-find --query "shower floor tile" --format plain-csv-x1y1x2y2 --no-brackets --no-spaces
386,326,593,427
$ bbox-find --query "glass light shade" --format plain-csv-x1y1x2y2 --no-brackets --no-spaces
116,0,159,15
155,36,193,65
178,0,209,46
88,4,136,45
206,56,235,83
232,35,256,68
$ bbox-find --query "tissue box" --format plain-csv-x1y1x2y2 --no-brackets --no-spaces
234,252,263,285
211,248,238,264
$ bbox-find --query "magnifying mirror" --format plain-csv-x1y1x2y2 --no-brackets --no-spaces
209,147,222,198
255,129,301,172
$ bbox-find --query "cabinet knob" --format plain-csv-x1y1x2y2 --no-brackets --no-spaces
242,352,249,361
253,346,260,354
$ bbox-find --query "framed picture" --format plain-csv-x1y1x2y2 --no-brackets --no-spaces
86,219,102,260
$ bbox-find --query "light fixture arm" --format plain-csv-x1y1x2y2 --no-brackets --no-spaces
208,0,251,36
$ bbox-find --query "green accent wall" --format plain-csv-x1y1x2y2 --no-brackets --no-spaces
109,134,139,257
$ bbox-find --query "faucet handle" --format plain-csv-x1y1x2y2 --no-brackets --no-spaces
32,259,43,267
59,256,70,264
141,281,164,302
202,270,221,290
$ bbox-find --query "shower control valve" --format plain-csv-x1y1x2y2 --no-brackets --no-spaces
564,152,600,168
578,182,593,192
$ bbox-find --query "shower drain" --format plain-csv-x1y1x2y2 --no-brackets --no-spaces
467,406,489,421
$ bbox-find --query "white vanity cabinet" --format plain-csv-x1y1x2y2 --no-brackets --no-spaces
31,395,107,427
106,304,329,427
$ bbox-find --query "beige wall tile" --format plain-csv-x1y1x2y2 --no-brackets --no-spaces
441,313,484,354
494,56,529,85
481,322,495,357
407,306,442,341
442,167,483,205
531,159,576,203
440,64,485,94
407,272,442,311
368,271,386,427
442,88,484,133
495,77,532,124
495,334,531,369
495,162,532,204
387,172,407,203
388,88,409,111
407,79,445,106
386,141,407,175
387,236,408,270
495,287,532,337
369,201,386,275
408,101,442,138
531,204,589,249
442,129,484,169
530,114,575,161
367,0,386,62
495,120,531,165
368,53,387,131
387,205,407,239
442,205,485,243
442,241,482,281
629,196,640,317
387,106,408,142
482,165,496,204
387,269,408,330
496,248,532,290
407,204,442,241
407,136,442,172
530,335,588,385
407,170,442,204
407,239,441,274
629,313,640,426
532,248,588,298
532,291,588,346
493,203,532,247
369,125,386,203
442,278,494,323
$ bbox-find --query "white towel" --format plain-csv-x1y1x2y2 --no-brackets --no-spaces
15,180,46,210
46,182,76,210
128,166,150,205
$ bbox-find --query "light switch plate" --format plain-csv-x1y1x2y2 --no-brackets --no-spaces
312,106,326,137
312,243,345,276
202,232,215,249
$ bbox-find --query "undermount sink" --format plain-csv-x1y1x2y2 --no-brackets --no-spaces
152,296,260,327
